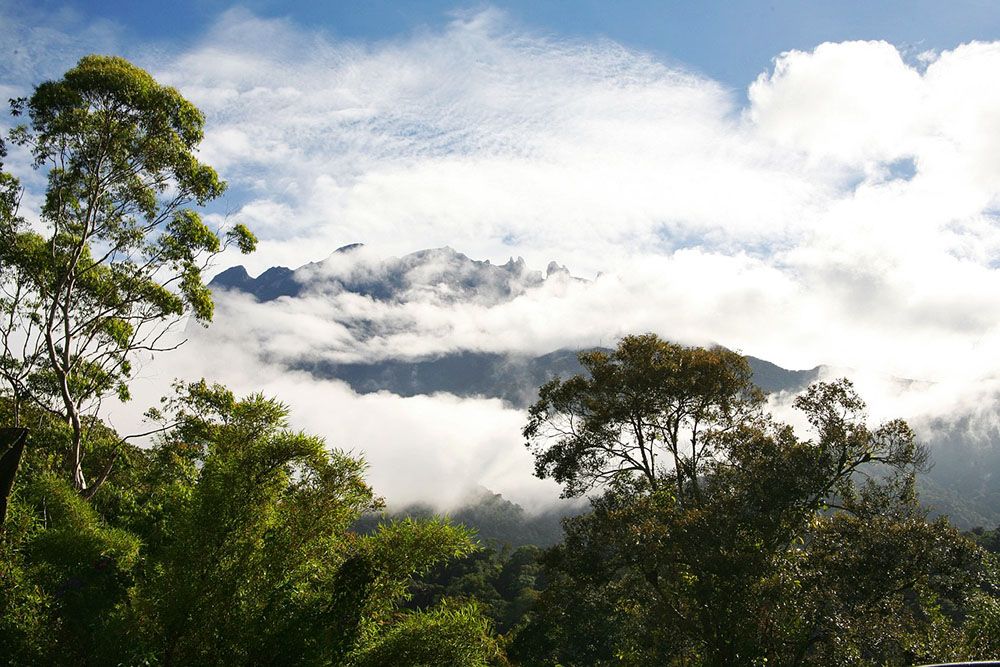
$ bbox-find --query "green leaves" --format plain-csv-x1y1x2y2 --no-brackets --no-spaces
163,209,221,256
17,473,142,663
521,341,994,666
1,55,255,494
227,222,258,254
525,334,762,499
352,599,506,667
23,55,216,197
120,384,498,664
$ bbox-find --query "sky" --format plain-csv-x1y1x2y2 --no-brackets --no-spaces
3,1,1000,508
10,0,1000,90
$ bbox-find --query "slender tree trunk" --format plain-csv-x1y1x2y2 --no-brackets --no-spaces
68,404,87,491
689,417,702,502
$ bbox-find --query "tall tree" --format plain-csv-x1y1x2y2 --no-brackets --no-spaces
126,382,504,665
0,382,508,665
518,336,990,665
0,55,255,494
524,334,763,500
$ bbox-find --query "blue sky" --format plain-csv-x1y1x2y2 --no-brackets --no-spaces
12,0,1000,90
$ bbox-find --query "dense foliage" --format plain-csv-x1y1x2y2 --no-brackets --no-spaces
515,335,1000,665
0,386,505,665
0,55,255,495
4,57,1000,666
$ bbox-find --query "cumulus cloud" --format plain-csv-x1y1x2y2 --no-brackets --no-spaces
150,11,1000,386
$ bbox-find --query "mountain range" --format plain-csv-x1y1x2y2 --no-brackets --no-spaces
207,245,1000,529
209,244,822,406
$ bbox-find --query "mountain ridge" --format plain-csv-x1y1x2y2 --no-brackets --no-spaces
205,245,1000,528
208,247,823,404
210,243,576,306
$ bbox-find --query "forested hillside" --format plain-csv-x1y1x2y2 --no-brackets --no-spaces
4,55,1000,666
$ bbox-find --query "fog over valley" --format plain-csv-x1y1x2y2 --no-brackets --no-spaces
7,2,1000,663
7,5,1000,520
98,243,1000,525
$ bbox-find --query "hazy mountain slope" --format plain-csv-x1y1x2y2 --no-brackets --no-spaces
290,350,817,407
355,488,584,548
206,246,1000,529
208,245,820,405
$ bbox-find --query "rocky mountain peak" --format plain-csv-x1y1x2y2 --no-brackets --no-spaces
209,246,576,305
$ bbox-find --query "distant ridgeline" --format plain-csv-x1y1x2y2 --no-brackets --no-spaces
354,487,583,548
208,245,1000,530
210,242,571,305
209,244,822,407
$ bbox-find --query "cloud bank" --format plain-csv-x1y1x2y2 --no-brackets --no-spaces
5,6,1000,508
160,10,1000,379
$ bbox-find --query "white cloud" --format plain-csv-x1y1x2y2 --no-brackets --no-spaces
114,333,562,511
6,6,1000,507
748,41,925,164
145,7,845,276
0,1,123,86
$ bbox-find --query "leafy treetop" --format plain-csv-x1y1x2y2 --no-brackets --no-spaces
0,55,256,494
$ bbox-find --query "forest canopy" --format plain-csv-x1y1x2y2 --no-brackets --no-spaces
516,335,1000,665
2,56,1000,667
